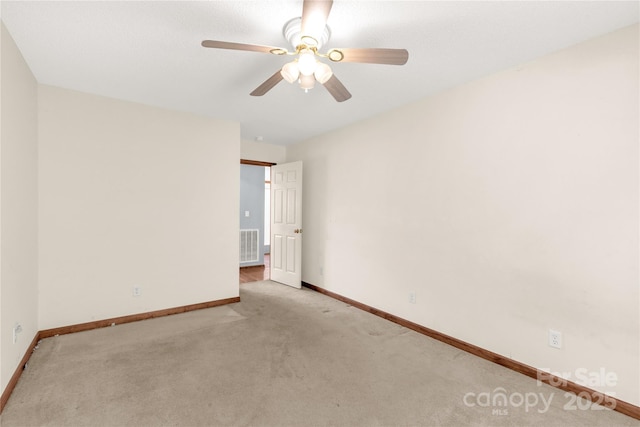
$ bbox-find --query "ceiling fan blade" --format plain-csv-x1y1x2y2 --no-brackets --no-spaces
322,74,351,102
201,40,285,54
301,0,333,42
250,70,284,96
333,48,409,65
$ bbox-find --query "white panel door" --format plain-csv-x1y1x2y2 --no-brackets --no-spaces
270,161,302,288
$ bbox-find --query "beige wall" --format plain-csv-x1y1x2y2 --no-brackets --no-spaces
241,139,287,164
287,24,639,405
38,86,240,329
0,22,39,393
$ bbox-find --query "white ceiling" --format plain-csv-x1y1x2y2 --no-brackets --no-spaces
2,1,638,146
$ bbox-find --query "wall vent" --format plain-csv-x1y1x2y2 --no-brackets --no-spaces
240,229,260,263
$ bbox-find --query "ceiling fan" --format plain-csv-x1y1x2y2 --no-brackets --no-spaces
201,0,408,102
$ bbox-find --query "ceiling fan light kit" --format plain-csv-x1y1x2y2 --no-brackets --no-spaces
201,0,409,102
314,62,333,84
281,61,300,83
297,49,318,75
299,74,316,91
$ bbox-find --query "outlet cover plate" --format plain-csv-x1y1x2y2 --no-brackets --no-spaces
549,329,562,349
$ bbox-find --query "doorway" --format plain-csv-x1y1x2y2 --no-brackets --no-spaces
239,160,273,283
239,160,303,287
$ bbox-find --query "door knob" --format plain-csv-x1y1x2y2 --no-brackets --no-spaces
294,229,303,234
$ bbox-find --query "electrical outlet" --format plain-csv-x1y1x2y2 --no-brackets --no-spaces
408,292,416,304
133,286,141,297
549,329,562,349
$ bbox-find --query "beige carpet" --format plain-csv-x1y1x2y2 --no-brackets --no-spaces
1,281,637,426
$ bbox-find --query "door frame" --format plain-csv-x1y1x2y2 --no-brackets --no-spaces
239,159,276,281
240,159,276,167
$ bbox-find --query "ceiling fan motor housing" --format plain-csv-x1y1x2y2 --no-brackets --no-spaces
283,17,331,49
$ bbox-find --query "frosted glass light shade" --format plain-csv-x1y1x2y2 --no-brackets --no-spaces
314,62,332,84
299,74,315,90
281,61,300,83
297,50,317,76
